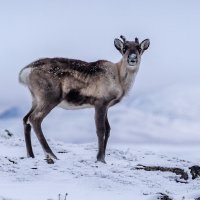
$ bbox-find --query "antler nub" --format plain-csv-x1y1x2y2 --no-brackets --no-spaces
135,37,139,45
120,35,126,43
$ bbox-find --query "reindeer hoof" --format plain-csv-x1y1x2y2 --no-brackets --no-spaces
27,152,35,158
96,157,106,164
45,153,58,164
45,155,55,164
45,157,54,164
27,154,35,159
96,153,106,164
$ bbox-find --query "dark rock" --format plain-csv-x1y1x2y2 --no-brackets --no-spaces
135,164,188,181
189,165,200,179
158,193,173,200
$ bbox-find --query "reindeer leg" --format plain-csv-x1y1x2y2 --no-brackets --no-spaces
95,104,107,163
104,113,110,155
29,102,59,163
23,104,36,158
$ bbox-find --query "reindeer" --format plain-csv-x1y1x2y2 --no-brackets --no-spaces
19,35,150,163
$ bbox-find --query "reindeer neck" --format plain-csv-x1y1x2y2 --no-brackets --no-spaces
116,59,139,95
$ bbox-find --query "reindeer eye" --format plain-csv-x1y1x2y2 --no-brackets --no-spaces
123,47,127,53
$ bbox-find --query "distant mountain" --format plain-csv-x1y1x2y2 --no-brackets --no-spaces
131,84,200,121
0,107,22,119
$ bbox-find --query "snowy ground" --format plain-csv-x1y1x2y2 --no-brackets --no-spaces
0,130,200,200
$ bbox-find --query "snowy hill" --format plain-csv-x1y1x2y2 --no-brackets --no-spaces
0,107,22,119
132,84,200,121
0,130,200,200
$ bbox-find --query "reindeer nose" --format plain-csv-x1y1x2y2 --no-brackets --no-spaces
128,54,137,62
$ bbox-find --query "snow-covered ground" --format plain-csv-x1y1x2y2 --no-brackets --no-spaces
0,130,200,200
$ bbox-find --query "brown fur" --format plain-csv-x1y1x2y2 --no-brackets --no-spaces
19,36,150,163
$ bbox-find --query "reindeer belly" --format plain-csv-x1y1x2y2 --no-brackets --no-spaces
58,101,93,110
58,89,95,110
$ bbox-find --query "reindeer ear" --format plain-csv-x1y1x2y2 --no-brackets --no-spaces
114,38,124,54
140,39,150,54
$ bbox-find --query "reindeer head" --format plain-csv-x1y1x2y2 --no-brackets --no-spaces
114,35,150,68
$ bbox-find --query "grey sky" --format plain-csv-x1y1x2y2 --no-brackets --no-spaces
0,0,200,106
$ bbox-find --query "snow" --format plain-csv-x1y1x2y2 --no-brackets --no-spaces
0,129,200,200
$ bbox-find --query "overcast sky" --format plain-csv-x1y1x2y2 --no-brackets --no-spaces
0,0,200,107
